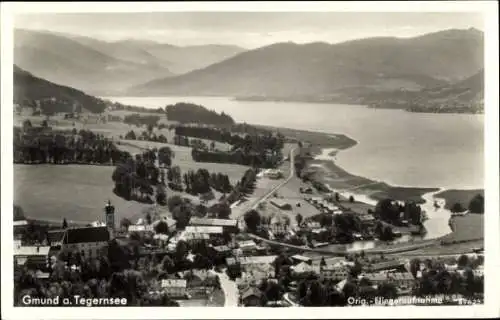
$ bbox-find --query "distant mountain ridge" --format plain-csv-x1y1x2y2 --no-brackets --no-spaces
14,65,108,114
14,29,246,94
129,28,483,100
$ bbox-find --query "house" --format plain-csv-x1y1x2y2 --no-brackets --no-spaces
270,199,292,210
387,272,415,291
128,224,154,233
306,221,321,229
228,255,278,267
211,245,232,258
44,229,64,247
161,279,187,297
189,217,238,233
14,245,51,270
360,272,415,290
241,287,263,306
13,220,28,240
61,226,110,258
262,169,283,179
358,214,376,227
365,259,405,272
321,264,350,281
311,228,329,241
185,226,223,235
268,215,290,235
291,254,312,265
292,262,320,274
238,240,257,253
182,232,210,245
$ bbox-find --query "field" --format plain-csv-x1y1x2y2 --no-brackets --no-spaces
14,164,152,224
435,189,484,210
442,213,484,243
118,139,248,185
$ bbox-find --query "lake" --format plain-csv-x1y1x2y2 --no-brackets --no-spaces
104,96,484,190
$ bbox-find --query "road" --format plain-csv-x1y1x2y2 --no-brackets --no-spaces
250,147,297,210
212,269,238,307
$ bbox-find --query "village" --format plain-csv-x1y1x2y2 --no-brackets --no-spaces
12,102,484,307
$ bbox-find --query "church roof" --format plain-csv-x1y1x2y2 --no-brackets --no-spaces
64,226,110,244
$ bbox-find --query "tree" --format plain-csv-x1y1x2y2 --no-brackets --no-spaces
167,195,184,212
468,194,484,213
154,221,169,235
161,255,175,273
349,195,355,203
377,282,398,299
14,205,25,221
295,213,303,226
335,192,340,202
244,209,261,233
457,254,470,268
62,218,68,229
156,185,167,206
215,202,231,219
22,119,32,131
120,218,132,230
175,240,189,260
451,202,465,213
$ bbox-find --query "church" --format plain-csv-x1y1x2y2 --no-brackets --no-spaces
53,200,116,259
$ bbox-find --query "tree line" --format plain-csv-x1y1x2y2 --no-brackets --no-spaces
123,129,168,144
450,194,484,214
374,199,423,226
14,123,131,165
166,102,235,126
123,113,161,128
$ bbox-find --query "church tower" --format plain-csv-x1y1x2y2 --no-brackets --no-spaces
104,200,115,238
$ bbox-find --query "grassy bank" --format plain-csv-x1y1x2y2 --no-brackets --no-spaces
435,189,484,210
306,157,437,204
14,164,151,224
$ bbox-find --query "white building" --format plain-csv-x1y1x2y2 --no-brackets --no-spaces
161,279,187,297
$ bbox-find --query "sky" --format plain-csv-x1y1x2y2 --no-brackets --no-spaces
14,12,483,49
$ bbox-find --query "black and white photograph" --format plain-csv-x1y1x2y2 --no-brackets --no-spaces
1,1,499,319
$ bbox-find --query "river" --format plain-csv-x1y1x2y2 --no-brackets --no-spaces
104,96,484,241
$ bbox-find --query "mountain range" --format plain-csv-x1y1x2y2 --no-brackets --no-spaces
14,29,245,95
129,28,483,99
14,65,107,114
14,27,484,114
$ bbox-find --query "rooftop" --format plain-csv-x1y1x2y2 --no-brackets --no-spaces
189,217,238,227
185,226,223,234
241,287,263,300
13,220,28,227
64,226,110,244
238,240,257,248
14,246,51,256
161,279,187,288
291,254,312,262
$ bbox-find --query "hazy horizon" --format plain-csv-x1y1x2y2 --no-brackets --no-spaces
14,12,483,49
